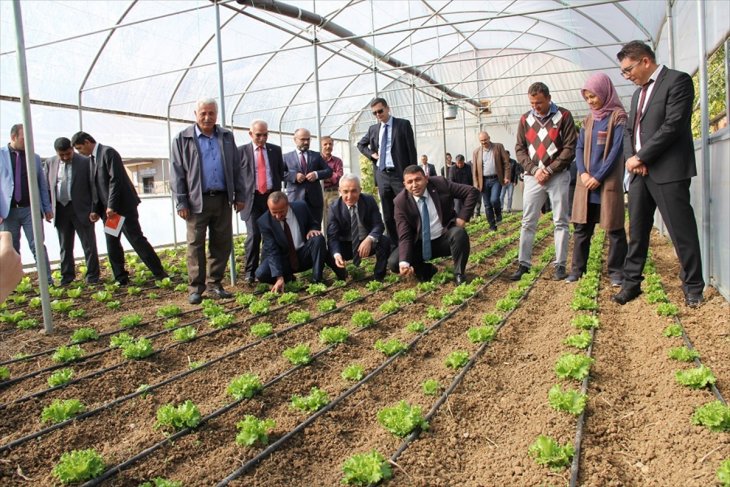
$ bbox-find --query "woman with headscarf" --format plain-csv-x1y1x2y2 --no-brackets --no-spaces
567,72,628,286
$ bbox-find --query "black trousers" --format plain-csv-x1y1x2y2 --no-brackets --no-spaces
335,234,392,278
256,234,327,283
55,203,99,281
186,194,232,293
388,226,469,279
375,170,404,243
623,175,704,295
103,210,164,282
243,191,270,279
570,203,627,278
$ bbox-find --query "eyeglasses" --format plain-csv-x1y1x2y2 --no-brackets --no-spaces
620,60,641,77
372,108,385,116
253,132,268,137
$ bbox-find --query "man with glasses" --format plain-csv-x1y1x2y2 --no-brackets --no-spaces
613,41,704,307
238,119,286,284
357,97,417,244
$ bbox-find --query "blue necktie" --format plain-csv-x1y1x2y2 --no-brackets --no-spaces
420,197,431,261
379,123,388,171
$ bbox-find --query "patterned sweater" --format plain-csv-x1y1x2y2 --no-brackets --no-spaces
515,106,577,176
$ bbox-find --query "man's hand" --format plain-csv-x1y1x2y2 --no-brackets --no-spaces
234,201,245,213
177,208,190,220
306,230,322,239
305,171,318,182
626,156,643,173
455,218,466,228
89,212,99,223
503,178,510,185
535,168,550,185
334,254,346,268
371,152,380,160
399,263,414,277
106,208,117,218
295,172,306,183
272,276,285,293
357,237,373,257
44,212,53,222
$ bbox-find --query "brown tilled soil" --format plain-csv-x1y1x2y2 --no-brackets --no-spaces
0,221,727,487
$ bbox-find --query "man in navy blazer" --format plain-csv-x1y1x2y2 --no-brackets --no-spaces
72,131,167,285
388,165,479,284
44,137,100,285
326,174,391,281
357,97,417,243
238,119,287,284
613,41,704,307
283,128,332,227
257,192,340,293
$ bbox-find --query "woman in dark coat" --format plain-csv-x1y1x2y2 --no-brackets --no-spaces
568,72,628,286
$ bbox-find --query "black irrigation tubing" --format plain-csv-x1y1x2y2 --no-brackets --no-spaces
82,224,535,487
389,246,554,465
569,234,606,487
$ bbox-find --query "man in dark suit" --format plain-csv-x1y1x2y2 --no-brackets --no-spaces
238,119,286,284
613,41,704,307
45,137,100,285
357,97,417,243
388,165,479,284
283,128,332,227
326,174,391,281
256,191,333,293
449,154,474,213
171,98,248,304
71,131,167,285
419,154,437,177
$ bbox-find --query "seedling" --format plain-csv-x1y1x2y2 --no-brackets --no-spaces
307,283,327,295
68,309,86,319
319,326,349,345
248,299,269,315
548,384,587,415
209,313,235,329
52,345,84,363
570,295,597,311
528,435,574,471
663,324,683,337
365,280,383,292
277,292,298,305
317,299,337,313
156,305,182,318
106,300,121,310
374,338,406,357
406,321,425,333
155,400,201,431
109,332,134,349
675,365,717,389
467,325,496,344
351,311,375,328
227,373,263,400
235,415,276,446
173,326,197,342
342,289,362,303
163,318,181,329
445,350,469,369
139,478,182,487
482,313,501,327
48,368,74,387
555,354,594,380
341,364,365,381
691,401,730,432
283,344,312,365
16,318,39,330
290,387,329,412
201,300,225,318
656,302,679,317
422,379,440,396
426,306,448,320
563,331,592,350
377,400,429,437
235,293,256,307
341,450,393,485
571,314,599,330
667,346,700,362
119,313,143,328
41,399,86,424
120,337,154,359
717,458,730,485
52,449,105,484
250,322,274,337
70,327,99,344
0,366,9,381
393,289,417,304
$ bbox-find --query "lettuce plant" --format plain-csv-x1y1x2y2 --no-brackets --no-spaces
53,449,105,484
554,354,594,381
235,415,276,447
250,322,273,337
691,401,730,432
341,364,365,381
528,435,574,471
41,399,86,424
283,344,312,365
675,365,717,389
47,368,74,387
319,326,349,345
341,450,393,485
377,400,428,437
445,351,469,369
155,400,201,431
374,339,406,356
291,387,329,412
548,384,587,415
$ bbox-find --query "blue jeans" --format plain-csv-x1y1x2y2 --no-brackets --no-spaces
500,183,515,211
481,177,502,227
0,206,52,282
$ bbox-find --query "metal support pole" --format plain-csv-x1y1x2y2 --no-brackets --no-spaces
312,28,323,143
696,0,710,285
462,106,468,157
214,0,236,285
440,99,447,168
411,83,417,135
666,0,675,69
12,0,54,333
166,114,178,248
370,0,378,95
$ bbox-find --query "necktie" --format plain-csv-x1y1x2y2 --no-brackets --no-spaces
256,146,267,194
350,205,361,267
13,151,22,202
379,123,388,171
59,163,71,206
300,152,307,174
634,79,654,138
282,220,299,271
420,197,432,261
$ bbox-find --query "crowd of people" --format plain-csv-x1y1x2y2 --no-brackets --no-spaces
0,41,704,308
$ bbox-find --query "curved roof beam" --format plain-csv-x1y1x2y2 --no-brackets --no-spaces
612,2,655,43
552,0,620,43
235,0,482,108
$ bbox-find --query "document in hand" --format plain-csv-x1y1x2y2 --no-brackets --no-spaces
104,213,126,237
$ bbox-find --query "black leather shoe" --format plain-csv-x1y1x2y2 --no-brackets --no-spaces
154,272,169,280
455,273,467,285
116,277,129,286
489,225,498,232
685,293,703,308
565,273,581,283
333,267,348,281
245,275,256,285
86,276,100,285
373,273,386,282
510,265,530,281
188,292,202,305
60,278,74,286
208,287,233,299
553,265,567,281
612,288,642,305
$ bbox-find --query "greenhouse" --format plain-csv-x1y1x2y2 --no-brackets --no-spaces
0,0,729,485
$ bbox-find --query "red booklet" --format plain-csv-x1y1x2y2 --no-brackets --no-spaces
104,213,125,237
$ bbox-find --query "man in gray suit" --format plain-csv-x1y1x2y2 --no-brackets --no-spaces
613,41,704,307
45,137,100,285
283,128,332,227
171,98,248,304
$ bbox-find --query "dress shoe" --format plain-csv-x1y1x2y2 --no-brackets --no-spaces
610,276,623,287
417,263,438,282
207,287,233,299
489,225,498,232
86,276,100,285
116,277,129,286
333,267,348,281
553,265,568,281
455,273,467,285
373,273,386,282
154,272,170,280
188,292,203,305
685,293,703,308
60,278,74,286
565,273,581,283
510,264,530,281
245,275,256,285
612,288,642,305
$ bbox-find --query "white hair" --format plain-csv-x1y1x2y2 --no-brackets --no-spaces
339,174,361,188
250,119,268,130
196,98,218,110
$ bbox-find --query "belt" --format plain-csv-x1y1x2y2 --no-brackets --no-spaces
202,190,225,197
255,190,272,197
10,201,29,208
483,175,498,180
381,167,396,174
323,187,338,192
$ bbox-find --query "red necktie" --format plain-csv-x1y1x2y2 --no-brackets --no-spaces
256,146,267,194
300,152,307,174
634,79,654,138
